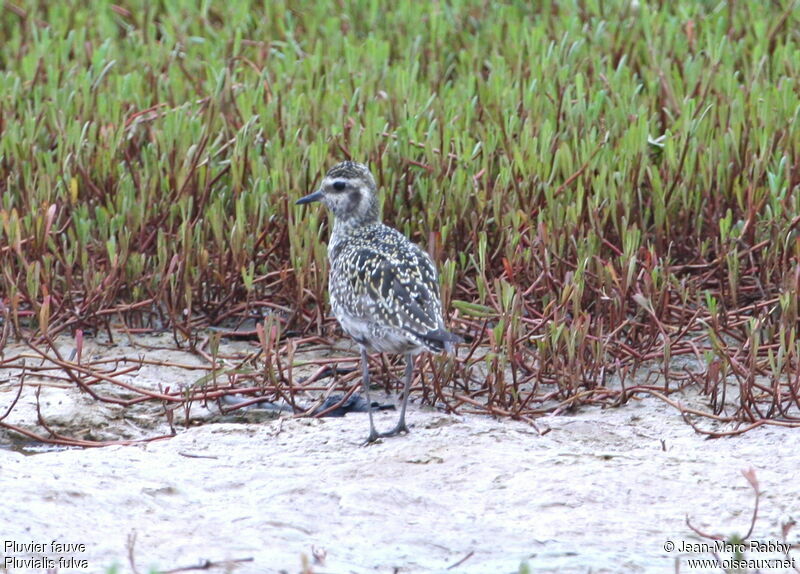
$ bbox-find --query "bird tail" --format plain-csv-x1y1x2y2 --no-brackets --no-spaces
417,328,463,354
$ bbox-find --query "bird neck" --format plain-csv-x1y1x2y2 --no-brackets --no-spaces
331,211,378,237
331,195,380,235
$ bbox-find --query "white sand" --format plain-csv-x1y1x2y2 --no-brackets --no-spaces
1,335,799,573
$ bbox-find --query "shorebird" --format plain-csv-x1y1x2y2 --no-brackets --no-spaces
296,161,460,443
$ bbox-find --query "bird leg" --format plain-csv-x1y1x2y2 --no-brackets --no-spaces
380,353,413,437
360,347,381,444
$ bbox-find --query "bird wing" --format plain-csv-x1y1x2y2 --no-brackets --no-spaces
348,244,443,336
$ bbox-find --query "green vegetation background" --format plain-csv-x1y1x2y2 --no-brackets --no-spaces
1,1,799,399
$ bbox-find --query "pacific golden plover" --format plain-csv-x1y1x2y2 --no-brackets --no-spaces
296,161,460,443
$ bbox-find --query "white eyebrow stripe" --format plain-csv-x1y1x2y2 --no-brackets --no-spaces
324,177,361,187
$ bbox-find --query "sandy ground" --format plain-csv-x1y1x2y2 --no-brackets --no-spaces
1,335,799,574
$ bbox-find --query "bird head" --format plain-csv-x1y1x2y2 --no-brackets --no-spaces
296,161,380,226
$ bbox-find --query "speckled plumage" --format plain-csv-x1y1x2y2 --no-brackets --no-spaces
328,223,452,355
296,161,460,443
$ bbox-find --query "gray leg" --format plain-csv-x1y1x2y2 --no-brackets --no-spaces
381,353,414,437
361,347,381,444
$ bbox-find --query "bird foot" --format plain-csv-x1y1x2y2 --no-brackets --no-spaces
362,423,410,445
363,430,383,446
379,422,410,438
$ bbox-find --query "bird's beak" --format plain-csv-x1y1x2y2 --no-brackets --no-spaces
295,190,324,205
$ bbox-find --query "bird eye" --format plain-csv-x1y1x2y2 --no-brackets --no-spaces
333,181,346,191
